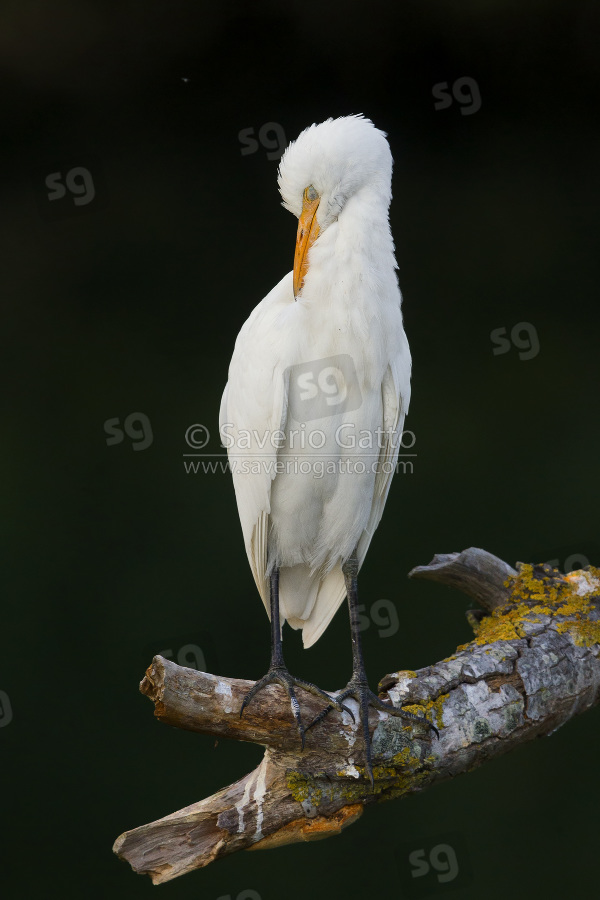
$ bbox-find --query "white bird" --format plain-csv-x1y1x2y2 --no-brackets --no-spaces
220,115,435,782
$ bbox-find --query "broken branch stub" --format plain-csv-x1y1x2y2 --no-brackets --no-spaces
408,547,517,611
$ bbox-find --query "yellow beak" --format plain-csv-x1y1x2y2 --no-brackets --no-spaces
293,191,320,299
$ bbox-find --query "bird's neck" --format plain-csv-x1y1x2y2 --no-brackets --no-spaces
304,189,398,309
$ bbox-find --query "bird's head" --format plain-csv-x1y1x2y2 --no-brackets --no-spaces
277,115,393,298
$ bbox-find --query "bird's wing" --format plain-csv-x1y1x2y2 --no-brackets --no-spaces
219,274,292,615
300,351,411,650
357,357,410,567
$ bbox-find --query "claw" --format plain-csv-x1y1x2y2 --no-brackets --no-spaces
305,699,355,733
291,679,354,718
239,665,344,748
304,678,438,786
305,705,332,733
239,673,272,718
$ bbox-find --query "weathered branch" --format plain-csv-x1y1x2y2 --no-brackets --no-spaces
408,547,517,611
113,549,600,884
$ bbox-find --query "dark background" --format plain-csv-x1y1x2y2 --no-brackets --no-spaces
3,1,599,897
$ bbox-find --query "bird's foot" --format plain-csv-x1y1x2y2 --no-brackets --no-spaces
305,677,439,786
240,665,354,750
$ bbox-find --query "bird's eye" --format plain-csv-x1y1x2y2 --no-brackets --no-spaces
304,185,319,202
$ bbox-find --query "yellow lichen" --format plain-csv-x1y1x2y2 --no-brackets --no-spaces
288,567,600,812
287,771,321,804
555,612,600,647
431,693,449,728
401,692,448,730
287,738,434,804
390,747,412,766
456,564,600,652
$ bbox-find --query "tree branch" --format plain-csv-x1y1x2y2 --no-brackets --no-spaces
113,549,600,884
408,546,517,611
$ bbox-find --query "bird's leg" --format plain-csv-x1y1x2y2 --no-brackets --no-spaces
306,550,439,786
239,566,352,749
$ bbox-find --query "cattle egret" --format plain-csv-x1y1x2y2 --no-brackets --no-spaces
220,115,436,783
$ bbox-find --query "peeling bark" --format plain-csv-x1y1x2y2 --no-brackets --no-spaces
113,549,600,885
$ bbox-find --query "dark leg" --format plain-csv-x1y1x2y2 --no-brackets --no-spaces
240,566,352,748
306,550,438,785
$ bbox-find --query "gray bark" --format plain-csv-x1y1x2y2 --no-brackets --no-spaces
407,547,517,611
113,549,600,885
